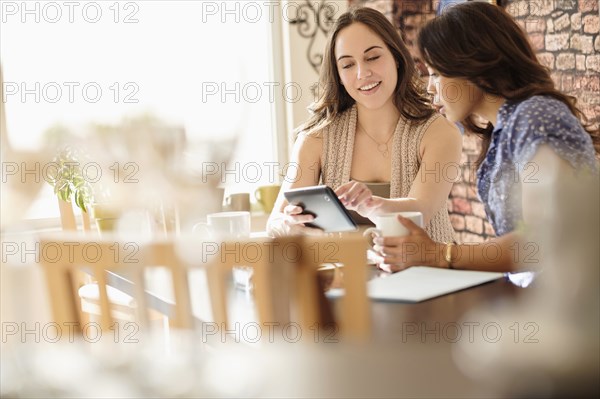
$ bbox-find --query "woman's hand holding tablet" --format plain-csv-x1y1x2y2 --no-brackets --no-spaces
283,185,358,233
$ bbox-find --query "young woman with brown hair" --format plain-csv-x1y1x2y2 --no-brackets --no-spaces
374,2,598,272
267,7,461,244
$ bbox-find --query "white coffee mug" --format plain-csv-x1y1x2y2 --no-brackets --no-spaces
363,211,423,250
193,211,251,239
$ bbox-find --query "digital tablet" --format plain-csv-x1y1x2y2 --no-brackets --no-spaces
283,185,358,233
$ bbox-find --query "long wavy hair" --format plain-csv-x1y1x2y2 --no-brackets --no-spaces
300,7,434,136
418,1,599,165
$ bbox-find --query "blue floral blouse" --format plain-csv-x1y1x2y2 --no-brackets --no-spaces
477,96,597,236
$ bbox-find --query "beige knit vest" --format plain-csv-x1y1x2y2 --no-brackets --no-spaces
320,105,457,244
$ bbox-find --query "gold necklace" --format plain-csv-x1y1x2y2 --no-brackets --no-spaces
358,123,394,157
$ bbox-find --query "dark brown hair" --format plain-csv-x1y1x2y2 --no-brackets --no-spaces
418,1,599,165
300,6,433,135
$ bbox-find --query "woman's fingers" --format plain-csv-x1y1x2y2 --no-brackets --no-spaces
338,182,372,208
286,221,323,236
283,204,315,224
334,182,351,197
397,215,426,236
283,204,303,215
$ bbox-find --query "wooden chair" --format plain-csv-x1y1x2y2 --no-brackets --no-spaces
57,193,181,325
38,234,194,338
207,234,371,342
40,233,371,343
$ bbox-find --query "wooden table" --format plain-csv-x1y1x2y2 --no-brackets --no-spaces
107,264,521,344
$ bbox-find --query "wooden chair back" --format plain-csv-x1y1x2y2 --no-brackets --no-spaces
206,234,371,341
40,233,371,342
38,234,193,336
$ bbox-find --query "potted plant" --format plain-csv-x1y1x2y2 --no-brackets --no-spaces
45,145,120,233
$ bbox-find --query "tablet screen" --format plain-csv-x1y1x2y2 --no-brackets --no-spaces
283,185,358,233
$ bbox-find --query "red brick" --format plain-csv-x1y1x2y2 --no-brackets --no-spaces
571,12,582,29
556,53,576,70
546,18,555,33
580,104,600,128
580,92,600,105
576,54,586,70
471,201,487,219
550,72,561,87
484,222,496,237
537,52,555,69
570,33,595,54
459,233,486,244
452,198,472,214
579,0,599,13
529,33,545,51
561,73,574,91
530,0,556,17
586,55,600,72
546,33,570,51
525,17,546,33
467,186,480,200
465,215,484,234
558,0,577,12
506,1,530,18
450,214,466,231
583,14,599,34
574,75,600,92
451,183,467,198
554,13,571,31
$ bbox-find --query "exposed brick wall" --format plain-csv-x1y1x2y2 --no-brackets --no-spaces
505,0,600,131
448,134,496,242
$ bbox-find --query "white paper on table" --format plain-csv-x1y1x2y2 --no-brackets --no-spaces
327,266,505,302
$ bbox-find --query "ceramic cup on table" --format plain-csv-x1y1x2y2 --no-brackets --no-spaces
362,211,423,250
254,185,281,213
193,211,251,239
193,211,253,290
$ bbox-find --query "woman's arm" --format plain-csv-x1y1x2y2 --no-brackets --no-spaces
266,133,324,236
372,217,520,272
338,116,462,225
375,144,583,273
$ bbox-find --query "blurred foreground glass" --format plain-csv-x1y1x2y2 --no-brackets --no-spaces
453,171,599,397
193,210,253,291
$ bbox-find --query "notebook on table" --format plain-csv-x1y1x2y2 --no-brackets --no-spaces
366,267,505,302
327,266,504,302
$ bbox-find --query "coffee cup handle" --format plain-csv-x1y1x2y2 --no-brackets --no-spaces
362,227,382,250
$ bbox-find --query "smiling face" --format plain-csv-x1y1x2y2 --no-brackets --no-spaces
334,22,398,112
426,66,484,123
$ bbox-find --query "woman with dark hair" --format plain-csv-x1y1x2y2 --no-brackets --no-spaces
267,7,461,243
374,1,598,272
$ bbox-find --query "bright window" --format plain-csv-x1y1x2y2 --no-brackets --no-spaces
1,0,282,219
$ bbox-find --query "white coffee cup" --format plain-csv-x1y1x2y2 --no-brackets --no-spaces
193,211,251,239
363,212,423,249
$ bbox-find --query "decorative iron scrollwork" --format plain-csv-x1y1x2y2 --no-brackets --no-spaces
289,0,336,74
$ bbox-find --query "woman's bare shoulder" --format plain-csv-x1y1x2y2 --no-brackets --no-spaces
422,114,461,142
